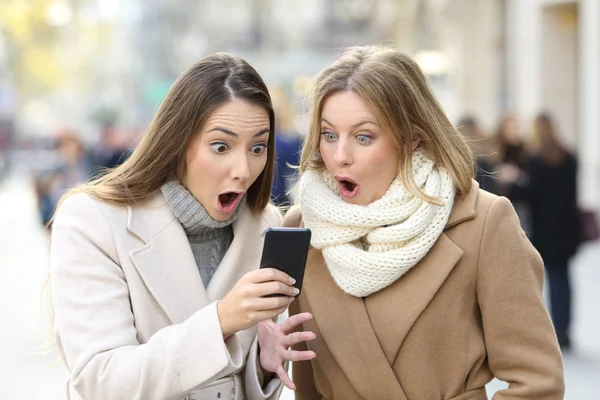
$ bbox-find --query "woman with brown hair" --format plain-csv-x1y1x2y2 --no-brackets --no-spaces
285,46,564,399
526,112,579,350
49,53,315,400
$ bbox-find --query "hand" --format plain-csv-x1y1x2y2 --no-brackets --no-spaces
498,163,520,183
257,312,317,390
217,268,298,338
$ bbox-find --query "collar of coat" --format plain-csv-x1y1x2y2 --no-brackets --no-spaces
126,192,274,325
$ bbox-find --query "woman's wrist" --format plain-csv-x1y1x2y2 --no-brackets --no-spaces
257,341,276,382
216,300,234,339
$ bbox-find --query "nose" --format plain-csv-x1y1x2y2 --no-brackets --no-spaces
231,152,251,182
333,137,352,166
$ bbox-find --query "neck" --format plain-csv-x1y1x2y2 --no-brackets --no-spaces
160,178,245,235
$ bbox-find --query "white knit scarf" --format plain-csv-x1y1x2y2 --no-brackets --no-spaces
298,148,456,297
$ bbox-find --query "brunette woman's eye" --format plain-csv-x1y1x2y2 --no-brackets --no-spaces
210,142,229,153
251,143,268,155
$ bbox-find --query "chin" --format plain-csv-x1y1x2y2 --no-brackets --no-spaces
209,209,230,222
342,197,363,206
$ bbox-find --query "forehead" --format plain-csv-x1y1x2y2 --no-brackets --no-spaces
204,98,270,128
320,91,376,123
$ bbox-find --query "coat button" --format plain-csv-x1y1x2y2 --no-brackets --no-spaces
217,392,222,398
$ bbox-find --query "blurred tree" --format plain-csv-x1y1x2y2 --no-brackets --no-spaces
0,0,64,97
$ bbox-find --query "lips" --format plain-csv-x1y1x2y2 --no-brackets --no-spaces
334,176,359,199
217,191,244,214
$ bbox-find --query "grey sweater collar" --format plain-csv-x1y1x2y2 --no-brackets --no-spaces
160,179,245,236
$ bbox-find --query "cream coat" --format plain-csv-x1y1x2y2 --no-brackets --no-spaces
50,192,284,400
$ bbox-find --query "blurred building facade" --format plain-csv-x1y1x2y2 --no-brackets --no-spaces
505,0,600,212
1,0,598,213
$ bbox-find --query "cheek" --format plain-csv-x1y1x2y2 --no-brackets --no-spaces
186,148,220,186
319,141,335,166
365,146,399,181
252,155,268,178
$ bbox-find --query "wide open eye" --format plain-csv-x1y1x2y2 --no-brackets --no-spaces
251,143,268,155
320,131,337,142
210,142,229,153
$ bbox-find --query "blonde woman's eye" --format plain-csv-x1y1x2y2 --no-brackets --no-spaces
251,143,267,155
357,134,373,144
210,142,229,153
320,131,337,142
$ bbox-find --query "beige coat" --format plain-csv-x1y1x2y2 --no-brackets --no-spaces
50,192,284,400
286,182,564,399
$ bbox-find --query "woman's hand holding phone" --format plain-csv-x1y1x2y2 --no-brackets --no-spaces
217,268,298,338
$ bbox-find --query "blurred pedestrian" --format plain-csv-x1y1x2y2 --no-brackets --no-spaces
272,130,302,207
526,112,579,350
495,113,531,231
270,87,303,207
35,131,88,231
457,115,498,194
86,126,132,178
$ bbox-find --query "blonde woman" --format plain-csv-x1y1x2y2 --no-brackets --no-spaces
285,46,564,399
50,53,315,400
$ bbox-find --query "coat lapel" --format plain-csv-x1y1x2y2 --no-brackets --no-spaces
127,193,208,324
126,192,272,325
365,233,464,364
205,207,271,301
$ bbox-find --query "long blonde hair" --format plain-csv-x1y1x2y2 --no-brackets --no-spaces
56,53,275,214
299,45,474,202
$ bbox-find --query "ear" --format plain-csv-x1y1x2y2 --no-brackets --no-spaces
412,137,421,150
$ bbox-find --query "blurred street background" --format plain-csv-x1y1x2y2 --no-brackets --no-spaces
1,0,599,398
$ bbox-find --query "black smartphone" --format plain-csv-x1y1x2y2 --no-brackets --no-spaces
259,227,312,297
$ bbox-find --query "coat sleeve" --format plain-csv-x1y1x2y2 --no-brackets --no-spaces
243,203,285,400
51,194,245,400
476,196,565,399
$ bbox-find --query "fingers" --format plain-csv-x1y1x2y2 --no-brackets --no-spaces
253,304,290,323
276,365,295,391
280,312,313,333
284,331,317,348
283,348,317,362
253,295,293,312
253,280,298,298
250,268,295,285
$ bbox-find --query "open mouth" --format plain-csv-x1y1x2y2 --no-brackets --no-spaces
335,177,359,198
217,191,243,214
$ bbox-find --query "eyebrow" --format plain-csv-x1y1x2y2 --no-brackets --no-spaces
321,118,379,129
208,127,269,137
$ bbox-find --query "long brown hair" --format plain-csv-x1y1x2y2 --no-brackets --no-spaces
533,112,568,165
42,54,275,351
299,45,474,202
56,53,275,214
